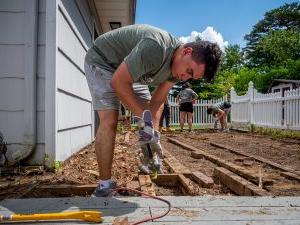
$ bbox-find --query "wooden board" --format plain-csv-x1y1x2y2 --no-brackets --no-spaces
138,175,156,196
151,174,178,186
0,196,299,224
214,167,271,196
280,172,300,182
189,171,214,188
211,142,300,176
178,174,194,195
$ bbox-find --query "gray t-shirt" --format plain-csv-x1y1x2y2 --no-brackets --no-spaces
85,24,181,85
178,88,198,104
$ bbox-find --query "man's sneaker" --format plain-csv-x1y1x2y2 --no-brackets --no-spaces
91,181,117,197
222,128,230,133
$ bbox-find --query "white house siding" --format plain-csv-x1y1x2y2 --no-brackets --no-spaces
55,0,94,162
0,1,25,159
0,0,41,164
1,0,95,165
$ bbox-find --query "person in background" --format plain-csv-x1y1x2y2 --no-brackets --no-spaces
207,101,231,132
159,97,172,132
176,83,198,132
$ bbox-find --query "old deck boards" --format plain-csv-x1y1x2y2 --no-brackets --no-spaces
210,142,300,176
214,167,271,196
1,196,299,224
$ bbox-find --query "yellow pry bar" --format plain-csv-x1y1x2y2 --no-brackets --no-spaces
0,210,102,223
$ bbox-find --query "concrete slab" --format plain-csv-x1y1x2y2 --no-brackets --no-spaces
1,196,300,224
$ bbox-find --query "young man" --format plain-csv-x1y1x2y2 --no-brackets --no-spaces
207,101,231,132
159,97,171,132
176,83,198,132
84,24,221,197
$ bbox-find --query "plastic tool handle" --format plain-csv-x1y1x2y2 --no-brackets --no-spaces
1,210,102,223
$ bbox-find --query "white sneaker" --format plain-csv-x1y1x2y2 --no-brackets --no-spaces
91,181,117,197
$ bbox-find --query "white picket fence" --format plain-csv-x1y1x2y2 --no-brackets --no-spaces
129,95,227,126
168,95,227,126
231,81,300,130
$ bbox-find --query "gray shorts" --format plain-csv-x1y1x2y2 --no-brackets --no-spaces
84,62,151,110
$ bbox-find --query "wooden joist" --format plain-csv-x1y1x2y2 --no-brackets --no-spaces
210,142,300,176
280,172,300,182
214,167,271,196
138,175,156,196
34,174,178,197
178,174,194,195
151,174,178,186
191,150,274,187
168,138,271,187
188,171,214,188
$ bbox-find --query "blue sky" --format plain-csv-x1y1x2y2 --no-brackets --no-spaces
136,0,296,49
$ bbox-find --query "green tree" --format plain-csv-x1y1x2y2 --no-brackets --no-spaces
248,29,300,67
234,68,260,94
221,44,244,72
244,2,300,60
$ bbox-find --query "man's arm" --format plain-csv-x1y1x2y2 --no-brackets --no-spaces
216,109,225,120
111,61,174,129
111,62,144,117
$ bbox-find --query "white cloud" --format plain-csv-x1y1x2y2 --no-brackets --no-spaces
179,26,228,51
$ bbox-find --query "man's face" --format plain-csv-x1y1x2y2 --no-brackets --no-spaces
171,47,205,82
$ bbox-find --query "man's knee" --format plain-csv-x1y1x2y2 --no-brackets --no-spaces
98,111,118,130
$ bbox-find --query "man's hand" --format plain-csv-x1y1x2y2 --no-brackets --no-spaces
139,130,163,173
143,130,163,158
137,110,154,143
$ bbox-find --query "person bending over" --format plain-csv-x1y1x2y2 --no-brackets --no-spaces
207,101,231,132
84,24,221,196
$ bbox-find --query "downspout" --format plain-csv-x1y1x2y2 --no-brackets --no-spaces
10,0,38,164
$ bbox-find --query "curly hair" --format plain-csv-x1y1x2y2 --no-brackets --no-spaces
184,41,222,82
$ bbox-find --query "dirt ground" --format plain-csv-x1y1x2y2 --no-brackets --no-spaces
1,129,300,199
162,130,300,196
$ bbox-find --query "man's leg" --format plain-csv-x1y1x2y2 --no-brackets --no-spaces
222,110,230,131
187,112,193,131
219,115,225,130
159,106,166,132
179,111,186,131
90,109,119,197
96,110,119,180
165,105,171,130
223,113,228,129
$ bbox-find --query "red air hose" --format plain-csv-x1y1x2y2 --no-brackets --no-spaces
110,187,171,225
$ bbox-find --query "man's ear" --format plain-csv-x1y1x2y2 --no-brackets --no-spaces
183,47,193,55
